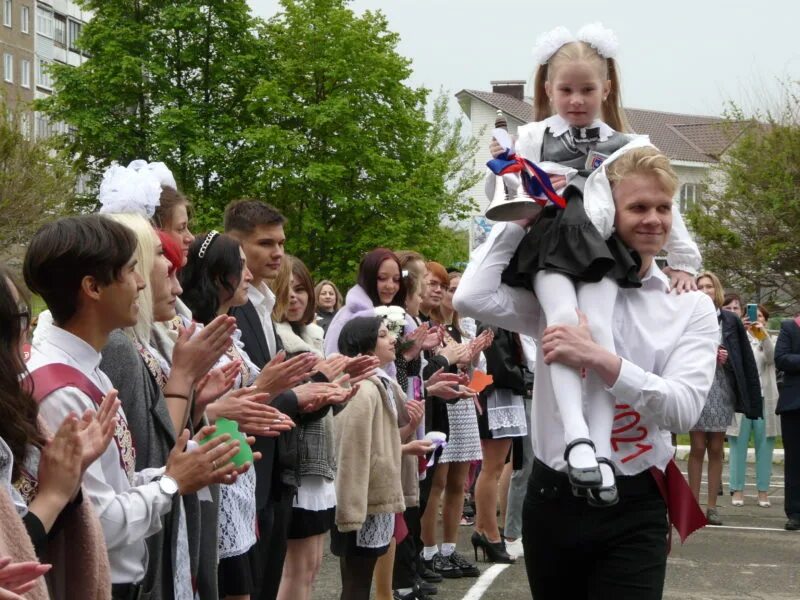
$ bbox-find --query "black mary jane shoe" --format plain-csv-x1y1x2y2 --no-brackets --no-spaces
586,457,619,508
564,438,602,491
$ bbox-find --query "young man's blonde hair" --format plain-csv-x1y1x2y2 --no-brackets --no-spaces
605,146,679,197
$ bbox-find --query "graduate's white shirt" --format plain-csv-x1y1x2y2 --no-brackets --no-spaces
28,326,172,584
453,223,718,476
247,281,277,357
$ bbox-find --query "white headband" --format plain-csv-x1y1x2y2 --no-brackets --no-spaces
532,23,619,66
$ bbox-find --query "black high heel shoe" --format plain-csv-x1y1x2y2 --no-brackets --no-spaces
586,457,619,508
564,438,602,491
471,531,515,564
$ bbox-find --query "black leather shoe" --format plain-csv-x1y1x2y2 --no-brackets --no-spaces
422,553,462,579
785,517,800,531
419,565,442,583
415,576,437,595
447,550,480,577
564,438,602,489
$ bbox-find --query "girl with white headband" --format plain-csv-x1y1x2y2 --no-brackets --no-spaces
483,24,701,506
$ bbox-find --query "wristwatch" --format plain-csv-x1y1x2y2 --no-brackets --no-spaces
157,474,179,497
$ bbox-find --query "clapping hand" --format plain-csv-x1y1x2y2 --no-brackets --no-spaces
206,387,295,437
255,351,319,397
313,355,349,382
78,389,120,472
0,558,50,599
173,316,237,381
195,361,241,410
425,368,469,388
405,399,425,430
343,355,379,384
469,329,494,363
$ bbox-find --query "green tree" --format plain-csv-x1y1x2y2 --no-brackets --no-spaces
686,92,800,311
228,0,479,283
0,99,75,249
40,0,262,206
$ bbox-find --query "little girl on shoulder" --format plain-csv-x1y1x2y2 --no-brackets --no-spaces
483,24,701,505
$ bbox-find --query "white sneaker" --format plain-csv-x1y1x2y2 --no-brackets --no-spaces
505,538,524,559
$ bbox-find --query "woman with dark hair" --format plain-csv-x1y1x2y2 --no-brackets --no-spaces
690,272,762,525
332,316,433,600
324,248,411,357
0,266,117,599
315,280,343,334
181,232,293,600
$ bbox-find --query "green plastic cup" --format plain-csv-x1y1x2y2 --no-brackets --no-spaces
201,417,253,468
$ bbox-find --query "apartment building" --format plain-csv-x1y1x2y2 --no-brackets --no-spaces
0,0,89,137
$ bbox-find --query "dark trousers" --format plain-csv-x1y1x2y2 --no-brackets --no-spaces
522,460,668,600
781,411,800,519
253,490,293,600
393,506,421,588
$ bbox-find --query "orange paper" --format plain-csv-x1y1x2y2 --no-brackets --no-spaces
468,370,493,394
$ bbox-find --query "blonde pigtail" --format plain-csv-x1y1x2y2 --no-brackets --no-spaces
532,64,553,122
602,58,632,133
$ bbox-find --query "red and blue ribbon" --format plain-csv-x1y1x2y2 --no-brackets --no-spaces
487,151,566,209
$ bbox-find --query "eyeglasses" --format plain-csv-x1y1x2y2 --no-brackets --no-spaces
427,281,443,290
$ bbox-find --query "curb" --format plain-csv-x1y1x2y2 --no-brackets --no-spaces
675,445,785,465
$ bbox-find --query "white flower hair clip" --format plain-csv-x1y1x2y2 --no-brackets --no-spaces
98,162,163,217
128,159,178,190
532,26,576,65
375,305,407,337
576,23,619,60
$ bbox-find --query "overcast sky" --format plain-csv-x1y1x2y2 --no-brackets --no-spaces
248,0,799,119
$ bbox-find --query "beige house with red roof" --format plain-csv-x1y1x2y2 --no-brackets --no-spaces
456,81,749,246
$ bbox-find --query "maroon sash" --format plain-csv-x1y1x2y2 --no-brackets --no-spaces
27,363,137,482
650,459,707,552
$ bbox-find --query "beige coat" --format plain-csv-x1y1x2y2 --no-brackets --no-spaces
728,332,781,438
334,376,406,532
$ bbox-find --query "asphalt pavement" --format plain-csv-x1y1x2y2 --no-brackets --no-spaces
311,459,800,599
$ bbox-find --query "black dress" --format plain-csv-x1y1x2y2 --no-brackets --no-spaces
501,128,641,291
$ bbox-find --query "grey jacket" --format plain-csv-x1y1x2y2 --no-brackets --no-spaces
101,329,220,600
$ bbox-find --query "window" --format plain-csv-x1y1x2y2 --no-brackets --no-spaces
36,57,52,89
3,1,11,28
20,58,29,87
53,13,66,47
679,183,704,213
68,18,81,51
36,5,52,37
20,4,28,33
3,53,12,83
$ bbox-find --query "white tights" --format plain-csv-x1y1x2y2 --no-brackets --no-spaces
534,271,618,468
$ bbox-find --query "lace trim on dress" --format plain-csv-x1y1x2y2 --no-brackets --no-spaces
356,512,395,549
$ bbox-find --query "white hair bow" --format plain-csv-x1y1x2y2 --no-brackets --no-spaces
532,23,619,65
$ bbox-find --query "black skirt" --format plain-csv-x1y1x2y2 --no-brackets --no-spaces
218,544,257,596
287,506,335,539
501,187,642,291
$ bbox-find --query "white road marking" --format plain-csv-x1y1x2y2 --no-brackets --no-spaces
705,524,790,532
461,564,511,600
